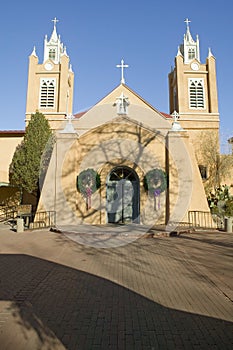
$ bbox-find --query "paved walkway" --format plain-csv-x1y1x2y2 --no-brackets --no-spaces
0,223,232,349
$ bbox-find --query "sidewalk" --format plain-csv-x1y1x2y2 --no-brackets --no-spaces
0,223,232,349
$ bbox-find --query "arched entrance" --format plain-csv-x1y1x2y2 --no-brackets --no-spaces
106,166,140,224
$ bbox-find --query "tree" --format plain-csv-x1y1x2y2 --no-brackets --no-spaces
9,111,53,198
196,132,233,194
207,184,232,217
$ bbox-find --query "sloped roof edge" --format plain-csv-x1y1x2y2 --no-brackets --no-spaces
0,130,25,136
74,83,172,120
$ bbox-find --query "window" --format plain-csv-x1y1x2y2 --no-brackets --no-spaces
109,167,136,181
198,165,207,180
49,49,56,60
189,79,205,109
39,78,56,108
173,87,177,112
188,48,195,60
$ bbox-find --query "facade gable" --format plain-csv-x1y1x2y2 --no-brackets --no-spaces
75,84,172,137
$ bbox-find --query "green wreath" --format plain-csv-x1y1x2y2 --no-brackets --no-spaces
143,168,167,195
77,168,101,197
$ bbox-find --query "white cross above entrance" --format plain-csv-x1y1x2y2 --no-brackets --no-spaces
116,59,129,84
114,92,130,115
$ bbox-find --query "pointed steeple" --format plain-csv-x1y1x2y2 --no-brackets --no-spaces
63,46,68,57
184,18,193,42
43,17,65,64
208,47,214,58
176,45,182,57
30,46,37,57
50,17,59,42
179,19,200,64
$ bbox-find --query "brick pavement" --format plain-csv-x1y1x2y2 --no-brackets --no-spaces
0,223,232,349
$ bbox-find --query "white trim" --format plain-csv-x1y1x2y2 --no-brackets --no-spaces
26,112,65,116
179,112,219,117
178,118,220,122
184,70,207,74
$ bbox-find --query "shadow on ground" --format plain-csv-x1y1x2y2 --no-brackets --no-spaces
0,254,232,349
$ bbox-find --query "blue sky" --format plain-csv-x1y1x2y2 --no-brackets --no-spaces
1,0,232,150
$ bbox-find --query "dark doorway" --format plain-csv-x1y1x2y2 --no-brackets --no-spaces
106,166,140,224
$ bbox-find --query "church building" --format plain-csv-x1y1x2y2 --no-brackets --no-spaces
2,18,221,229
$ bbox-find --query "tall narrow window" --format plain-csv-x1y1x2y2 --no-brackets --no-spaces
39,78,56,108
49,49,56,60
189,79,205,109
188,48,195,60
173,87,177,112
198,165,208,180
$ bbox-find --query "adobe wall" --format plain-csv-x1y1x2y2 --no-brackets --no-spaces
0,135,24,183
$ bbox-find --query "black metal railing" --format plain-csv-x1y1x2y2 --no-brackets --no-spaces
23,211,56,229
4,210,56,230
29,211,56,229
0,205,18,222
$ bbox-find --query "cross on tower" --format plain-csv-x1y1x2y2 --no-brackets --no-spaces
65,113,75,124
184,18,191,29
52,17,59,28
116,59,129,84
171,110,180,122
171,110,184,131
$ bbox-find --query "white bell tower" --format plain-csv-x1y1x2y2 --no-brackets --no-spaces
179,18,200,64
43,17,65,64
